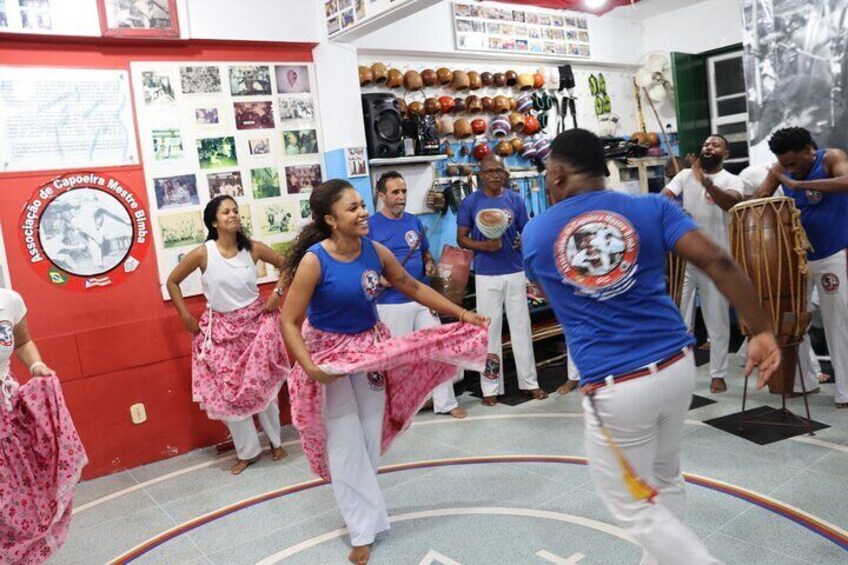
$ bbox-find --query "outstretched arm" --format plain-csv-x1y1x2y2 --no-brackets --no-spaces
778,149,848,193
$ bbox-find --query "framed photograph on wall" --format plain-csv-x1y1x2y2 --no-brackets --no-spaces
97,0,180,38
345,147,368,177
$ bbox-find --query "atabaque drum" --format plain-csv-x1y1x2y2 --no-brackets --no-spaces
729,197,811,394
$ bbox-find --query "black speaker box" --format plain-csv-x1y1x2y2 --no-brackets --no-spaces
362,93,404,159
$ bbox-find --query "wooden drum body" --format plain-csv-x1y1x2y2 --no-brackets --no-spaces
729,197,810,394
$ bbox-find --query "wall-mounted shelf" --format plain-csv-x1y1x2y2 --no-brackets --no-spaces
369,154,448,167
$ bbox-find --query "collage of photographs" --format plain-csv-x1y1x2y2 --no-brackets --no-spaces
0,0,52,31
131,61,324,298
453,1,591,58
324,0,366,36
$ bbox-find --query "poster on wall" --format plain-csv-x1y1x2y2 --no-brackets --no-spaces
130,61,325,299
0,0,53,32
452,1,590,58
17,172,151,291
742,1,848,164
345,147,368,178
0,67,138,173
97,0,180,38
324,0,412,37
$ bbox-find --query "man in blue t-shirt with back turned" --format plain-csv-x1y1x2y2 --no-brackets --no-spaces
457,154,548,406
370,171,466,419
522,129,781,565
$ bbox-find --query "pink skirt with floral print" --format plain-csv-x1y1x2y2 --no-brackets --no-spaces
287,320,487,480
1,374,88,565
191,300,288,421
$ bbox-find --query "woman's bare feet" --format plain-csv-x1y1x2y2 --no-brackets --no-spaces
348,544,371,564
230,455,260,475
448,407,467,419
271,446,287,461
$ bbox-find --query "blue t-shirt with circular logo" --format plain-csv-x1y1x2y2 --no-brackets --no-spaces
457,189,529,275
307,237,382,334
368,211,429,304
522,190,697,385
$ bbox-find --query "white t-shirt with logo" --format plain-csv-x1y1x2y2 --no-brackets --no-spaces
665,168,746,249
0,289,26,378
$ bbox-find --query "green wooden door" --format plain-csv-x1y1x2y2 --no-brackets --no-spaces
671,52,711,157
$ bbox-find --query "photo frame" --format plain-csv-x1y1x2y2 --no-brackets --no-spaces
97,0,180,38
345,147,368,178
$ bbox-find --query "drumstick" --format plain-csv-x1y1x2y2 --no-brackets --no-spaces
587,393,658,503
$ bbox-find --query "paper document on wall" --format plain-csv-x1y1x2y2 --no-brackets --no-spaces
0,67,138,173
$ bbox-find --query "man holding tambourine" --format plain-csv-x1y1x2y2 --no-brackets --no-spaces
457,154,548,406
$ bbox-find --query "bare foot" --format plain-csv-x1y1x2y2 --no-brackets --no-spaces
230,456,260,475
524,388,549,400
699,341,711,351
271,446,287,461
482,396,497,407
710,378,727,393
557,380,579,395
817,373,833,383
348,544,371,564
448,407,467,419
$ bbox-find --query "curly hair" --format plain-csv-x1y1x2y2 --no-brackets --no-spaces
279,179,353,286
768,127,815,155
203,195,252,252
549,128,608,176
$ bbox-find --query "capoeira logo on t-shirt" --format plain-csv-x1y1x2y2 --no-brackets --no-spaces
482,353,500,381
475,208,514,240
361,269,381,300
822,273,840,293
554,211,640,300
367,371,385,391
0,320,13,347
805,190,823,204
405,230,420,249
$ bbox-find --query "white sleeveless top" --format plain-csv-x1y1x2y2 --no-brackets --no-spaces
200,240,259,312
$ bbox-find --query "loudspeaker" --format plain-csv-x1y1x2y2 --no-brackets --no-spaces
362,93,404,159
402,115,440,156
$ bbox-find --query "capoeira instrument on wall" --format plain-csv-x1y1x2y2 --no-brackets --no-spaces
729,197,814,429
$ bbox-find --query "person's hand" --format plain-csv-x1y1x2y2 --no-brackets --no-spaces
460,310,490,328
745,332,782,389
305,363,340,384
30,362,56,377
777,173,800,190
691,159,705,185
425,260,437,277
481,238,502,252
183,315,201,335
379,275,392,288
264,292,281,312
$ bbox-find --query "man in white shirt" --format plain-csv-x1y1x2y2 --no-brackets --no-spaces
662,135,749,393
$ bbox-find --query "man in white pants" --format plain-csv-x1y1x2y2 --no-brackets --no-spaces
524,129,781,565
662,135,750,393
748,126,848,408
458,155,548,406
370,171,466,418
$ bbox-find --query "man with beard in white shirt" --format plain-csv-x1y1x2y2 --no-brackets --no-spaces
662,135,750,393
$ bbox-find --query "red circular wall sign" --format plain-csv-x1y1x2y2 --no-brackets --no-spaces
19,172,151,291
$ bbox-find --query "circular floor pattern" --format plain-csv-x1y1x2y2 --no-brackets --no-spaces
108,455,848,564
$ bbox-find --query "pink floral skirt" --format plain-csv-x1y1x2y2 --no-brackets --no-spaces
0,374,88,565
288,320,487,480
191,300,288,421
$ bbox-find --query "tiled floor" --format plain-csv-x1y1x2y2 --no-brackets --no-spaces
50,358,848,564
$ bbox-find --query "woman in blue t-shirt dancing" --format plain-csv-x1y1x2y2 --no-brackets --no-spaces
280,179,488,565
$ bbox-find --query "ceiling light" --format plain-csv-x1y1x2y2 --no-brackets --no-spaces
585,0,608,9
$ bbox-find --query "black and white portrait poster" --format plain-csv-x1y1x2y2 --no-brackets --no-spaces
743,0,848,164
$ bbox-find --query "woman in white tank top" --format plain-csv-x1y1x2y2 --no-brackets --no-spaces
166,196,290,475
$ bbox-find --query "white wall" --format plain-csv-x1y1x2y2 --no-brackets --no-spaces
314,43,367,151
186,0,321,42
641,0,743,54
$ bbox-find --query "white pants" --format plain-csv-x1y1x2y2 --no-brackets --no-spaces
808,249,848,404
476,272,539,397
583,351,722,565
679,265,729,381
224,401,282,460
377,302,459,413
325,372,390,546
